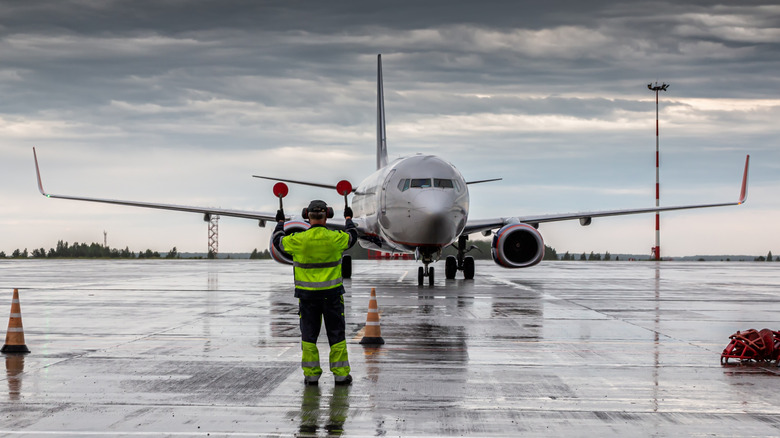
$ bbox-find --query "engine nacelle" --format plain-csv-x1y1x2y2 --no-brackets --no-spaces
269,220,311,265
491,223,545,268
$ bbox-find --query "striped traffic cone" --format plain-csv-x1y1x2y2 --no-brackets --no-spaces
360,288,384,345
1,289,30,354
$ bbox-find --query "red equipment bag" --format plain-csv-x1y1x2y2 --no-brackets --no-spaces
721,328,778,365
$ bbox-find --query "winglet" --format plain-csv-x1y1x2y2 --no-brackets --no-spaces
738,154,750,204
32,147,49,197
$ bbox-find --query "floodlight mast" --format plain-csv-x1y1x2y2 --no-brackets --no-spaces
647,82,669,261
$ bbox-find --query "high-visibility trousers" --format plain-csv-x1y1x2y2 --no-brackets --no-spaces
299,296,350,382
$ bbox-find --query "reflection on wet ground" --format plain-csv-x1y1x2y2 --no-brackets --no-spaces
0,259,779,435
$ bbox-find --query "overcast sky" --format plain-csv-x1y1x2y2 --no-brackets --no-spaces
2,0,779,257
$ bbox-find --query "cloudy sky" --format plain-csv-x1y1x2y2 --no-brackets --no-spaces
2,0,778,257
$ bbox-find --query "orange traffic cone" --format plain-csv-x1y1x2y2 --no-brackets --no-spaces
1,289,30,354
360,288,384,345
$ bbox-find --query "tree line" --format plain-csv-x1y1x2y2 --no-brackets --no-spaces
0,241,180,259
2,240,776,262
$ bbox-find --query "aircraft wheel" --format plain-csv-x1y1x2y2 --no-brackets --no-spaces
464,256,475,280
428,266,434,286
418,266,424,286
445,256,457,279
342,255,352,279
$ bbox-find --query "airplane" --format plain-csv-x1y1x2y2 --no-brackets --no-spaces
33,54,750,286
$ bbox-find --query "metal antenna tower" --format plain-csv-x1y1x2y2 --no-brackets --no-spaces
208,215,219,258
647,81,669,261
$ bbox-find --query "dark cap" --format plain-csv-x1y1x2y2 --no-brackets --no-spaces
307,199,328,212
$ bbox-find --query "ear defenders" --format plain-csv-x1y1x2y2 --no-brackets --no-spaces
301,207,334,219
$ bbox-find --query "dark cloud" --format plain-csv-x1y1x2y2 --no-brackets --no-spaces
1,0,777,254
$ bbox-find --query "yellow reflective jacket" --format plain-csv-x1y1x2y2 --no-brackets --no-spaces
281,225,351,298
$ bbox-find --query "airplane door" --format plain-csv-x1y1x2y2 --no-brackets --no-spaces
380,169,396,215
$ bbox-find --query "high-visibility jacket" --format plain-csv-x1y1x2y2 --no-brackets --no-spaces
281,224,352,298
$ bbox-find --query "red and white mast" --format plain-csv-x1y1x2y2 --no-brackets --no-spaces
648,82,669,261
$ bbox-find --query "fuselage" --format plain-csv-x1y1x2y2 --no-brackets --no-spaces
352,154,469,256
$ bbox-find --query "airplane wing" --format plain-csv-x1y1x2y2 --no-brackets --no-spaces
464,154,750,236
33,148,280,223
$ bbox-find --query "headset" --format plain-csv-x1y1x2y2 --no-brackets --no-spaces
301,206,334,219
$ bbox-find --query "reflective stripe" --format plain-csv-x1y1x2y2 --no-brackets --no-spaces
366,322,380,326
294,260,342,269
7,328,24,332
301,361,320,368
368,309,379,313
10,313,21,318
304,375,320,382
295,278,343,289
330,361,350,368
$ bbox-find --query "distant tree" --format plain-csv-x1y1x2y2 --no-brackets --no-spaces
755,255,766,262
543,245,558,260
768,251,773,262
561,251,571,261
588,251,601,261
0,251,5,258
165,247,178,259
32,248,46,258
580,252,586,261
207,250,216,259
249,249,259,259
604,252,611,261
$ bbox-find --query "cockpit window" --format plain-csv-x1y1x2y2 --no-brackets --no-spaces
410,178,432,188
398,178,458,190
434,178,453,188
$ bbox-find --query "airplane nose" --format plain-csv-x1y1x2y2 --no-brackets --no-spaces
409,190,464,244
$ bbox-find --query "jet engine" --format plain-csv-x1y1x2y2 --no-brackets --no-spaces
491,223,545,268
269,220,311,265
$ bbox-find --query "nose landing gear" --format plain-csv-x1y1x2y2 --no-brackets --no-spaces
418,265,434,286
416,250,437,286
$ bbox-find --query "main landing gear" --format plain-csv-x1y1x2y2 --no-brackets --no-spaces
445,235,476,280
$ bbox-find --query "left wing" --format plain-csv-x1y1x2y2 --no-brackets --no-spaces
34,148,279,223
464,154,750,235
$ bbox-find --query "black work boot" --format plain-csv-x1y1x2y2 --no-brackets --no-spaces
334,375,352,386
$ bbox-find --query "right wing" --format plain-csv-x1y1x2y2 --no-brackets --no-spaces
464,154,750,235
34,148,280,223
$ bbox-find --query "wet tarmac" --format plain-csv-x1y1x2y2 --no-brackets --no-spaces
0,259,779,436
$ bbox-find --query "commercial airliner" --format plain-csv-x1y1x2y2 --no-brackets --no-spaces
33,54,750,286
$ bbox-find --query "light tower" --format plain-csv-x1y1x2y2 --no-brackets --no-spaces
207,215,219,258
647,82,669,261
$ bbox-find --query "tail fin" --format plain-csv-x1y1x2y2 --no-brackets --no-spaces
376,54,388,170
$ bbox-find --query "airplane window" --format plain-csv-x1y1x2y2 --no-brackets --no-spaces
397,179,410,192
434,178,453,189
410,178,432,188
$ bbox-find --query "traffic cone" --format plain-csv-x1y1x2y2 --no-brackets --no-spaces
360,288,384,345
1,289,30,354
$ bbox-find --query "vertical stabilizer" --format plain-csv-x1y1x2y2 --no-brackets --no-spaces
377,54,388,170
